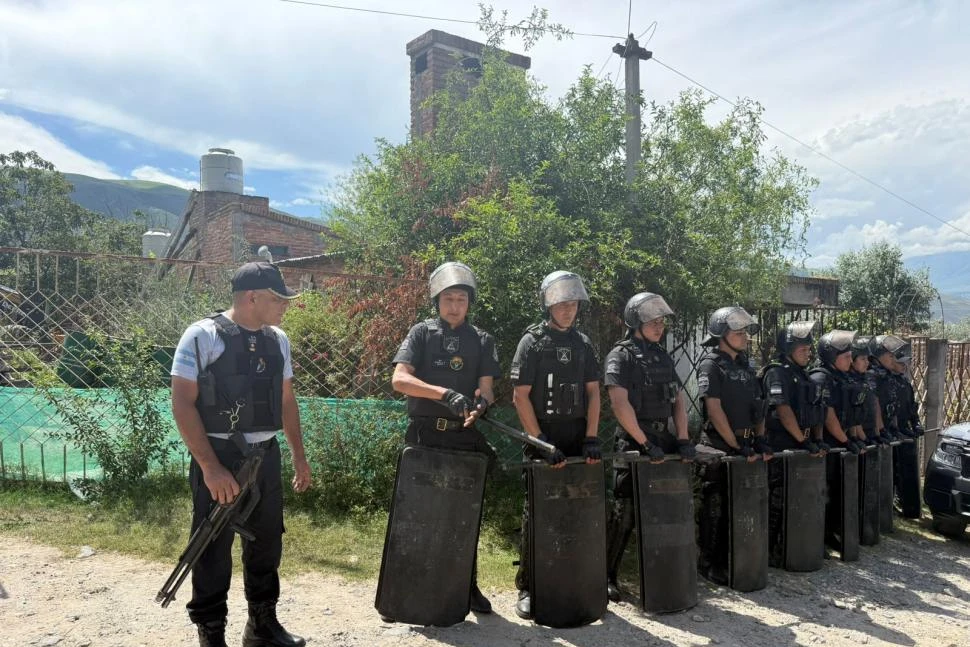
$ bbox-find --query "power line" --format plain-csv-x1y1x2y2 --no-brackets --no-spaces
649,55,970,243
277,0,623,39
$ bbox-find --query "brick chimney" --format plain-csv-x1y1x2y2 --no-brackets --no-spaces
406,29,531,138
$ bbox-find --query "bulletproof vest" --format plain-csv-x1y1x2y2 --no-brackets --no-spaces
891,373,918,432
409,318,486,418
868,366,899,431
701,351,764,432
524,323,588,421
843,371,868,428
195,314,284,435
617,338,678,421
764,359,825,429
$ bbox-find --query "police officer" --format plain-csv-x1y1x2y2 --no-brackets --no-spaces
171,261,310,647
509,271,602,619
762,321,827,454
389,261,501,615
604,292,694,601
810,330,868,454
868,334,924,518
696,307,772,586
850,336,889,445
761,321,827,568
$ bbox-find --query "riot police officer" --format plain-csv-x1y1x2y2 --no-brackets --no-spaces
170,261,310,647
850,336,889,445
604,292,694,601
509,271,602,620
868,334,924,518
696,306,772,588
389,261,501,614
810,330,868,454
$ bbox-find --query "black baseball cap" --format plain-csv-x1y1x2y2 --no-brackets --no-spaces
231,262,298,299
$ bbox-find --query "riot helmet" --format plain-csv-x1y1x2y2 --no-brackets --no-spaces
870,334,911,363
852,335,873,359
817,329,858,367
775,320,817,358
623,292,675,331
539,271,589,314
701,306,760,347
429,261,477,305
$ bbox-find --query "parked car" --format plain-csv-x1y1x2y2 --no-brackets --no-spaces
924,422,970,538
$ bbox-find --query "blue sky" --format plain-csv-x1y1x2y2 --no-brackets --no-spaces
1,0,969,269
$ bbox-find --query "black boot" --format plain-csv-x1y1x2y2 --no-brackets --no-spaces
196,618,227,647
606,498,634,603
242,602,306,647
470,582,492,614
514,590,532,620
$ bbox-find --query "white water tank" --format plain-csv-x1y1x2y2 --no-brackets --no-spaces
142,230,172,258
200,148,244,193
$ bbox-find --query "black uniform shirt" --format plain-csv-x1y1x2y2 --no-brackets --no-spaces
510,323,601,387
392,318,501,418
603,338,682,390
697,349,761,429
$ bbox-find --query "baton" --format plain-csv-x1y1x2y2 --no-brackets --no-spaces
478,414,558,455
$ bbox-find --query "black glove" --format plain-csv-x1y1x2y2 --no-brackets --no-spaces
898,428,916,440
753,436,773,456
473,395,490,415
817,441,831,453
641,443,666,461
677,438,696,461
801,439,821,454
583,436,602,461
738,443,757,458
912,424,926,438
441,389,474,418
538,433,567,465
845,440,861,455
875,432,891,446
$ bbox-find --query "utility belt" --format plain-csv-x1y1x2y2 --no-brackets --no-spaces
412,415,465,431
637,419,668,433
208,435,277,451
734,427,754,440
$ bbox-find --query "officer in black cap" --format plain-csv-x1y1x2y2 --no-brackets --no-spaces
695,307,772,586
603,291,694,601
171,261,310,647
389,261,501,615
509,271,602,619
810,330,868,454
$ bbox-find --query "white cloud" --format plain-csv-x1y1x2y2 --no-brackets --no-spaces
0,112,118,177
813,198,876,222
129,166,197,190
291,197,312,206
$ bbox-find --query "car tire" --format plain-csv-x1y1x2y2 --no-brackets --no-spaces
931,513,968,539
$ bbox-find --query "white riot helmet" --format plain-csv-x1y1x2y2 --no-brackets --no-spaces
539,271,589,315
429,261,477,305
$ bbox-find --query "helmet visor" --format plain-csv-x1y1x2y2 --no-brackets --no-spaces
826,330,858,353
882,335,912,362
429,262,477,299
543,276,589,308
787,320,816,344
635,295,675,323
725,308,761,335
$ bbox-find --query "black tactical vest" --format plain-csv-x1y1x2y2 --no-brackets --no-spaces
617,338,678,421
848,371,877,433
409,318,486,418
891,372,918,433
524,323,588,421
868,365,900,432
195,314,284,435
764,359,825,429
701,351,764,432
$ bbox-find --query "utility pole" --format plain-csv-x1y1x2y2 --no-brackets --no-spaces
613,34,652,189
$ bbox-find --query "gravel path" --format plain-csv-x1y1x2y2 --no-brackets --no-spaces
2,525,970,647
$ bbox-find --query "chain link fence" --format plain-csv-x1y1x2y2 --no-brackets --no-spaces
0,247,957,486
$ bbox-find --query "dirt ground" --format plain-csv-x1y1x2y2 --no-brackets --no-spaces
2,523,970,647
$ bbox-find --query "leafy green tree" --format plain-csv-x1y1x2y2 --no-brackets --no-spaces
834,241,934,331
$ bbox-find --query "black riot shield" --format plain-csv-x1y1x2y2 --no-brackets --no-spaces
727,459,769,592
878,443,894,534
528,460,608,628
859,448,880,546
781,452,826,572
375,446,488,627
894,440,922,519
825,452,859,562
631,458,697,613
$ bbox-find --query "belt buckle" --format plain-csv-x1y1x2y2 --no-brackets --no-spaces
742,429,752,439
435,417,448,432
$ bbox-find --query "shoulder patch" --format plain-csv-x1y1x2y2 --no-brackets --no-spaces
769,384,784,395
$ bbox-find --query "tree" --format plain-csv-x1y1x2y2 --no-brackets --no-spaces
834,241,934,331
330,47,815,360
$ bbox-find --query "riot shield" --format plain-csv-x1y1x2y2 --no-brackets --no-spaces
528,459,608,628
859,448,880,546
375,446,488,627
781,452,826,572
894,440,922,519
825,452,859,562
727,459,769,591
631,458,697,613
878,443,894,534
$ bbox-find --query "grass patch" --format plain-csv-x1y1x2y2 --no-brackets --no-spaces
0,475,521,590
